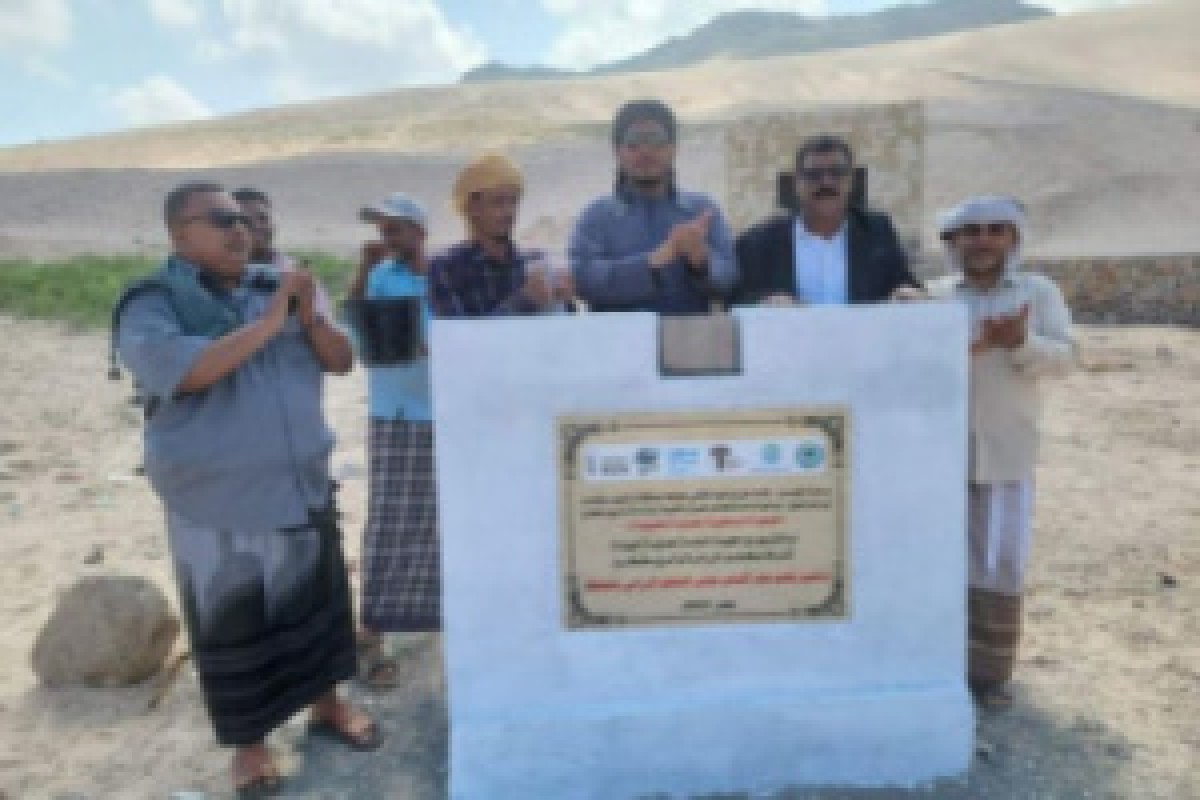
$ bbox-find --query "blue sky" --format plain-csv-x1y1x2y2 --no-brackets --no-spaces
0,0,1139,148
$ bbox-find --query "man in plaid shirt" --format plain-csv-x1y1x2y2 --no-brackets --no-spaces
429,152,571,317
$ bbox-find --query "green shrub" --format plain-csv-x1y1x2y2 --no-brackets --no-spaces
0,252,356,329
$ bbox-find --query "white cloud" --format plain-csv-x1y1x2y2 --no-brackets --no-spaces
205,0,486,101
147,0,203,27
542,0,828,69
0,0,73,83
0,0,71,52
108,74,212,127
0,0,74,86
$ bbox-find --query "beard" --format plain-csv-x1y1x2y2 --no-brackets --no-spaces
962,251,1005,273
619,166,672,193
393,244,419,264
961,252,1008,286
483,226,514,244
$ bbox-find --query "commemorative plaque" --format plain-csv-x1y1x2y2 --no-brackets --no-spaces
559,409,849,629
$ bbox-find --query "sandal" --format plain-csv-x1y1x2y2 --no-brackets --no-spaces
235,776,283,799
233,749,283,798
358,634,402,690
362,656,402,690
307,703,384,752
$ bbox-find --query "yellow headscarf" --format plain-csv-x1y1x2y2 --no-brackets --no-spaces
452,152,524,217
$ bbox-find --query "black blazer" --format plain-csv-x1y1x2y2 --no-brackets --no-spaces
731,209,920,306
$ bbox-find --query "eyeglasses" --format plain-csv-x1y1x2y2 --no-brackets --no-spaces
957,222,1013,238
798,165,851,182
620,129,671,148
179,209,253,231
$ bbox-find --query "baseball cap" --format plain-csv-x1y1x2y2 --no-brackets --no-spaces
359,192,428,229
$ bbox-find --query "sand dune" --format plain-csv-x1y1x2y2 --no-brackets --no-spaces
0,1,1196,259
1,80,1196,260
0,0,1195,172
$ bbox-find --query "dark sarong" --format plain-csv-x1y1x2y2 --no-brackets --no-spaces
968,587,1023,691
361,418,441,632
167,504,357,746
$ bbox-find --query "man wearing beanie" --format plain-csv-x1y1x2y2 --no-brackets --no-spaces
429,152,568,317
929,195,1075,712
569,99,737,313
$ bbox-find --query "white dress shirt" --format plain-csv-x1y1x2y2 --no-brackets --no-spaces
793,218,849,305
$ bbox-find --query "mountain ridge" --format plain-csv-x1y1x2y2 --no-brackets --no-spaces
462,0,1051,83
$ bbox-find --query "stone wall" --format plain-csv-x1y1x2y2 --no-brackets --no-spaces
921,255,1200,327
1033,255,1200,327
724,103,924,254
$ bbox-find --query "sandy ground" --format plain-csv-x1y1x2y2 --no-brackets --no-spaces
0,314,1196,799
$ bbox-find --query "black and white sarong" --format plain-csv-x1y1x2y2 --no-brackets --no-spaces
167,502,357,746
361,418,441,632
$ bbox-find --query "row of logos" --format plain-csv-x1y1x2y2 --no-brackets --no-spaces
582,438,827,482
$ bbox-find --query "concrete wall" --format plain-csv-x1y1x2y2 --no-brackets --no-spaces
432,307,974,798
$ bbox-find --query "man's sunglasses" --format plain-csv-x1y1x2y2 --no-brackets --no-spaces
798,165,851,182
180,209,253,230
957,222,1013,238
621,129,672,148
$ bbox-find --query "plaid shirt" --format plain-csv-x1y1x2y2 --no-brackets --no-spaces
428,240,544,318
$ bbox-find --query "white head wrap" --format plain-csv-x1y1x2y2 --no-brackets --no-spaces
936,195,1027,274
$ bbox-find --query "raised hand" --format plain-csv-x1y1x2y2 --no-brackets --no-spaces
522,267,553,308
889,286,928,303
291,268,319,328
649,209,713,271
674,208,712,269
972,304,1029,354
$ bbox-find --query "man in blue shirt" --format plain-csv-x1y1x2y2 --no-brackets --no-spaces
569,99,737,313
348,193,442,689
116,182,377,796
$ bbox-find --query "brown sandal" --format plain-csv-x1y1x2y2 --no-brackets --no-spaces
233,749,283,798
358,634,402,690
307,703,384,751
362,655,402,690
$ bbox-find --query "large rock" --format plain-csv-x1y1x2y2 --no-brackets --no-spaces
32,575,180,688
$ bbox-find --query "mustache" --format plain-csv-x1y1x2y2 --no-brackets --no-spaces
813,186,840,198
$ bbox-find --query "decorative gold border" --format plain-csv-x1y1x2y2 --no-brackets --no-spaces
559,409,850,629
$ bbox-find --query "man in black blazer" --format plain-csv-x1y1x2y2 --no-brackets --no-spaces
732,134,922,307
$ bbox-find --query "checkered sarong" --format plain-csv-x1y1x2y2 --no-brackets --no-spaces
361,418,441,632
